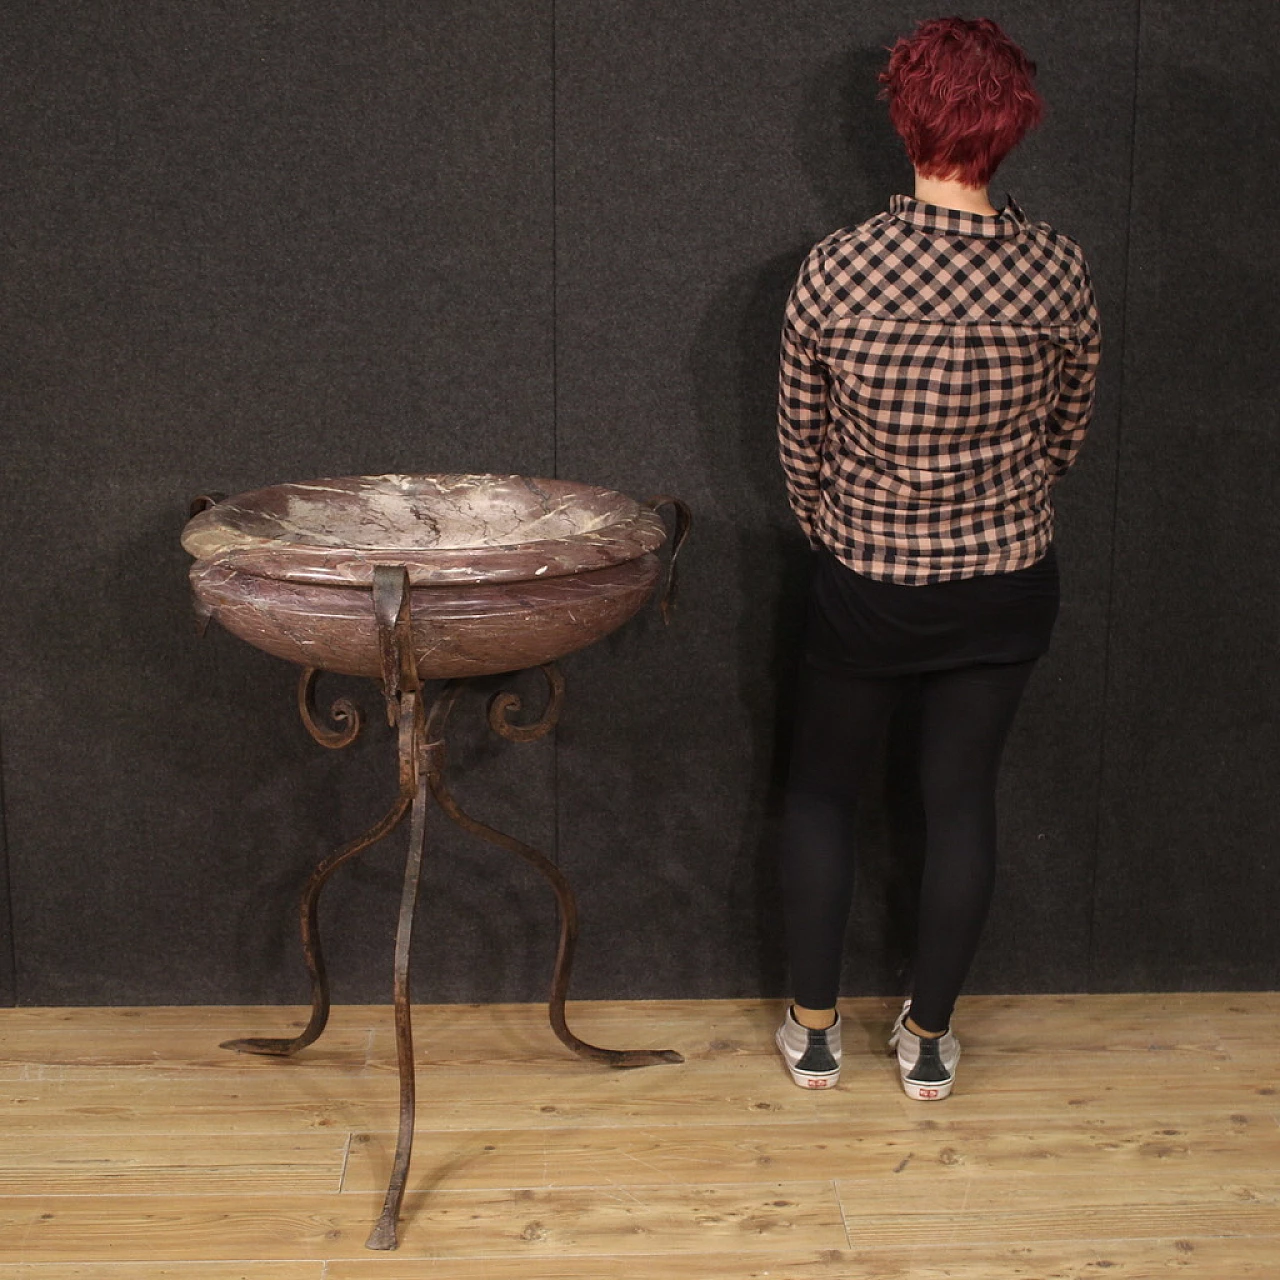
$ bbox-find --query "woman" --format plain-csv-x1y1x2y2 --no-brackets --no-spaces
774,17,1100,1098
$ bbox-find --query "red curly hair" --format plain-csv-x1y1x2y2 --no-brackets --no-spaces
879,17,1043,187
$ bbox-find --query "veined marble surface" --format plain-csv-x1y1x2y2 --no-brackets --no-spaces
189,555,661,679
182,474,667,586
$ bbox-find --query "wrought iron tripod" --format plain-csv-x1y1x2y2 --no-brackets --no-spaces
220,565,682,1250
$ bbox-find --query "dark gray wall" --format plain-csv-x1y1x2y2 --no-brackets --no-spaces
1,2,1274,1006
1091,1,1279,989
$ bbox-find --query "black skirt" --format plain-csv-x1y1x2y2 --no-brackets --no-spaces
804,543,1060,677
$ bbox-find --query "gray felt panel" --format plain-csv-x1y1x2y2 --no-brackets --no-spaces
552,1,1136,998
0,3,557,1003
1092,2,1280,989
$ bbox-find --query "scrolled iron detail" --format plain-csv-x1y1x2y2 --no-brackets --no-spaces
487,664,565,743
297,667,364,749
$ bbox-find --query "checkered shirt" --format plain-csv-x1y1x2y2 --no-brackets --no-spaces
778,195,1101,584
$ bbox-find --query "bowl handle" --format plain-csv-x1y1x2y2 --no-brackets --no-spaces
643,496,692,624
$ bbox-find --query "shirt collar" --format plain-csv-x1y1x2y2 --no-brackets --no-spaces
889,193,1026,239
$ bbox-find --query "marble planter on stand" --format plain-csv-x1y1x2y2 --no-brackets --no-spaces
182,473,690,1250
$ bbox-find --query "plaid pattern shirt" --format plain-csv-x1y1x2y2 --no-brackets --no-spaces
778,195,1101,584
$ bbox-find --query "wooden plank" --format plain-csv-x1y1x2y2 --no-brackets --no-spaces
6,1107,1274,1200
839,1202,1279,1247
0,993,1256,1093
833,1166,1280,1209
0,1133,346,1195
832,1168,1280,1246
0,994,1246,1107
0,1183,848,1261
0,1025,374,1077
361,994,1237,1068
338,1111,1280,1191
324,1251,872,1279
0,1266,323,1279
1,1044,1239,1085
323,1235,1280,1278
3,1237,1279,1280
1,1179,1274,1262
0,1054,1270,1138
0,993,1249,1073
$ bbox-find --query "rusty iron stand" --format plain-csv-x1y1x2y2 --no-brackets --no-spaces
220,565,683,1250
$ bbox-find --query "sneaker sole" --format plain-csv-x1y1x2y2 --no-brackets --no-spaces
786,1066,841,1089
901,1076,954,1101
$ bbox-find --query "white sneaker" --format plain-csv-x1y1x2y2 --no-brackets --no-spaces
888,999,960,1100
775,1006,841,1089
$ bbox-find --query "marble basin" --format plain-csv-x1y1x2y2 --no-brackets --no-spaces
182,474,670,679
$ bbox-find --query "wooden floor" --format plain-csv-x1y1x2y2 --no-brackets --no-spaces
0,994,1276,1277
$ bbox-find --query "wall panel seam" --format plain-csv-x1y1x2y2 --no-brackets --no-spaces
1085,0,1144,991
0,716,16,1006
551,0,561,870
551,0,559,485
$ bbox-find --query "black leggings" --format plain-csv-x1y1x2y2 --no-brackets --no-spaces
780,658,1035,1032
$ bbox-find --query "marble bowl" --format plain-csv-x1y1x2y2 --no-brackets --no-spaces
182,474,670,679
